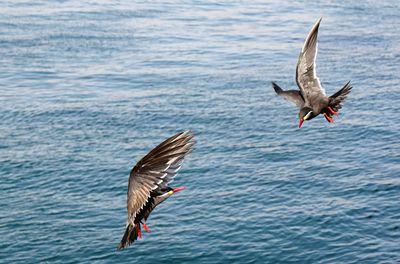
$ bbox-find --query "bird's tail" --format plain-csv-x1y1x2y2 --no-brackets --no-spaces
328,81,352,111
117,223,140,250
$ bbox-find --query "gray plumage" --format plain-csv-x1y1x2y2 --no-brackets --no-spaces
118,131,195,250
272,81,304,108
272,18,352,125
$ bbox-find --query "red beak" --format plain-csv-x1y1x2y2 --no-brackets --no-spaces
172,187,186,193
298,118,304,128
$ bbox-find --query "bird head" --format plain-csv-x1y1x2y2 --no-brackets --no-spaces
167,187,186,195
298,107,315,128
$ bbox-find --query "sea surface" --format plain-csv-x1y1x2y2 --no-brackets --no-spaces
0,1,399,263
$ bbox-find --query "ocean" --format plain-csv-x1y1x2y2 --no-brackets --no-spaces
0,1,399,263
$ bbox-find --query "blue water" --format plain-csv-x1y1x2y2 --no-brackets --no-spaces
1,1,399,263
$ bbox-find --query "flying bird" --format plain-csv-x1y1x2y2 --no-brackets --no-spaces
272,18,352,128
118,131,195,250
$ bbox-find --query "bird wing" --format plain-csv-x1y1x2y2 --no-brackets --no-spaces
126,131,194,223
141,192,170,222
272,81,304,108
328,81,352,111
296,18,326,103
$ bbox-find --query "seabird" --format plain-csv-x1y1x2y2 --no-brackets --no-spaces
272,18,352,128
118,131,195,250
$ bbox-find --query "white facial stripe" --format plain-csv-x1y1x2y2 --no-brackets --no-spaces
304,111,313,120
160,192,170,197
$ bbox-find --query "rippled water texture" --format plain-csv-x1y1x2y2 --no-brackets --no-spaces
1,1,399,263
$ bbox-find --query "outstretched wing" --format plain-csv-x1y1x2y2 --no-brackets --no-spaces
272,81,305,108
126,131,194,223
329,81,352,111
296,18,325,103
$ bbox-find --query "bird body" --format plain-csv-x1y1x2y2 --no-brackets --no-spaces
118,131,194,250
272,18,352,127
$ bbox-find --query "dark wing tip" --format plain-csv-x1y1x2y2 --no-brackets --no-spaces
271,81,283,94
313,18,322,32
328,81,353,111
302,18,322,53
331,81,352,98
136,130,195,165
339,81,352,95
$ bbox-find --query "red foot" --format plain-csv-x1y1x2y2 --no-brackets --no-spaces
142,223,150,232
137,224,142,239
323,113,334,123
327,106,338,116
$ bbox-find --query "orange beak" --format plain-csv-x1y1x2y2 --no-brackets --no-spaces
172,187,186,193
298,118,304,128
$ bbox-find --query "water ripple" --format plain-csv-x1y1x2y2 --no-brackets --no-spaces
1,0,400,263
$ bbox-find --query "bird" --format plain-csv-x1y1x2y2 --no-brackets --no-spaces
272,18,352,128
117,130,195,250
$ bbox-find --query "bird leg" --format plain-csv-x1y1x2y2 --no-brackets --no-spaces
142,223,150,232
323,112,334,123
136,223,142,239
327,106,338,116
